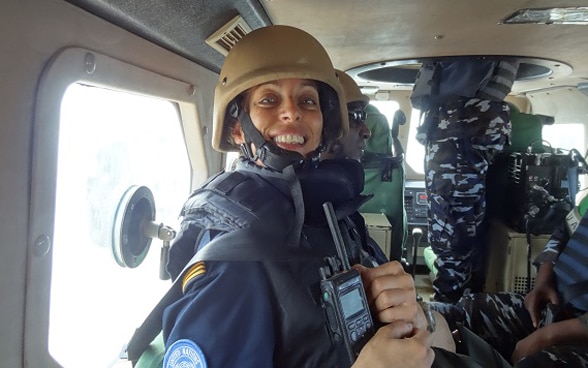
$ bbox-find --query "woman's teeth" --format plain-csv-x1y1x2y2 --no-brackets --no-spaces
274,134,304,144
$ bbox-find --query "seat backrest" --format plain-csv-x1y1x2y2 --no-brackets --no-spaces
504,102,547,153
364,104,393,156
134,332,165,368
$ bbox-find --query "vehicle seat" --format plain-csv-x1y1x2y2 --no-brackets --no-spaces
360,104,407,261
134,332,165,368
503,103,551,153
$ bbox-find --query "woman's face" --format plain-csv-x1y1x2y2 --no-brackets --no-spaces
232,78,324,159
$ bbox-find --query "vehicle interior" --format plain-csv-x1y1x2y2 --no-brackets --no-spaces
2,0,588,366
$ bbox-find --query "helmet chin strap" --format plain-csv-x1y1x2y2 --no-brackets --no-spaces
237,109,309,172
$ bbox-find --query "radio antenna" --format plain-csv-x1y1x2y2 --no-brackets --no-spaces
323,202,351,270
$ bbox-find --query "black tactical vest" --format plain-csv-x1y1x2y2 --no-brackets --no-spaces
129,159,376,367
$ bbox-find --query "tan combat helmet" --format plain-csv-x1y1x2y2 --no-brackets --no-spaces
336,69,369,107
212,25,348,157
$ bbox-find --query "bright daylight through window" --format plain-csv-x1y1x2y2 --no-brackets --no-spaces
49,84,190,368
370,100,426,175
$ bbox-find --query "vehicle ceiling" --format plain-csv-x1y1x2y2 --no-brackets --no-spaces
67,0,588,96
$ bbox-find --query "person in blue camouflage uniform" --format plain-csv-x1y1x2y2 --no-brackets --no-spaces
412,59,518,303
429,214,588,367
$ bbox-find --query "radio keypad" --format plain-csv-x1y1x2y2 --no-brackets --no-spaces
347,314,372,342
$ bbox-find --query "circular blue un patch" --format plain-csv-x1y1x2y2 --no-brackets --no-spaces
164,339,207,368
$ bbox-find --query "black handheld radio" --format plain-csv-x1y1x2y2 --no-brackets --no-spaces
319,202,375,366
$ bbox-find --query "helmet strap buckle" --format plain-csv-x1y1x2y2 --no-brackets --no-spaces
239,142,258,161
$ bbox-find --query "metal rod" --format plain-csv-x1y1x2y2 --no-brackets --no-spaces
323,202,351,271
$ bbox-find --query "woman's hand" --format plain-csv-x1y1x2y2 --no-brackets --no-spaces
353,321,435,368
353,261,418,328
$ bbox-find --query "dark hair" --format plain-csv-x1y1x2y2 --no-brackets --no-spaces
318,83,342,145
223,95,245,149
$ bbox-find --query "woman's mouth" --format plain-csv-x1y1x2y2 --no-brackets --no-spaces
273,134,305,145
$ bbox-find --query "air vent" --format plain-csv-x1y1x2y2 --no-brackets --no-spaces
205,15,252,56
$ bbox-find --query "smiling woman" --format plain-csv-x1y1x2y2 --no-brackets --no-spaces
154,24,435,368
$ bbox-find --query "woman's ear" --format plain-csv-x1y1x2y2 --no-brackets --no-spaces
231,121,245,145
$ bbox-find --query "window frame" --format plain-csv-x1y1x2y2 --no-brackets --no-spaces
26,47,207,366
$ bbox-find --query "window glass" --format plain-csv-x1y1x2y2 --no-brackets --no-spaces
369,100,400,130
542,123,585,154
370,101,426,174
225,151,240,171
542,123,587,197
49,83,190,367
405,108,426,174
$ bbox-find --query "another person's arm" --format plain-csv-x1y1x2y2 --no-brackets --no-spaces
525,222,569,327
524,262,560,327
512,313,588,363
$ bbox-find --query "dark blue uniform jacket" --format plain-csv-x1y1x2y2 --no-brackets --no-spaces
162,159,386,368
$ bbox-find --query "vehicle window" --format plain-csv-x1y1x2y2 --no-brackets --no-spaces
369,101,427,174
225,151,240,171
405,108,425,175
369,100,400,130
543,123,587,195
48,83,190,367
542,123,585,154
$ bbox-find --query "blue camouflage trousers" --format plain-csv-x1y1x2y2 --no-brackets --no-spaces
430,292,588,367
421,98,511,302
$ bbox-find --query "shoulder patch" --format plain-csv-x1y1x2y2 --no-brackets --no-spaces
182,261,206,293
164,339,207,368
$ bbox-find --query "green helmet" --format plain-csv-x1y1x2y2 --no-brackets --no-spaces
212,25,348,156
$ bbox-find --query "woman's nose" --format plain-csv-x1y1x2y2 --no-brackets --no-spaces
280,98,302,122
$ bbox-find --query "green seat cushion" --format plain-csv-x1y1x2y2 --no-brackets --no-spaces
506,103,544,153
360,160,407,261
364,104,392,155
135,332,165,368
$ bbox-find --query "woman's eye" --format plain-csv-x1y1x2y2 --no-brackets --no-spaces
259,96,276,105
301,97,318,106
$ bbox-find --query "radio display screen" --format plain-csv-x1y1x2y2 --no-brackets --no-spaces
340,288,363,318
